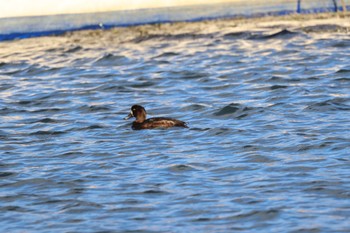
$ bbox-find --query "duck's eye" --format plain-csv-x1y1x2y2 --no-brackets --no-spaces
132,108,135,111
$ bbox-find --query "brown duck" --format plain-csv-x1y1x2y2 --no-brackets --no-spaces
124,105,188,130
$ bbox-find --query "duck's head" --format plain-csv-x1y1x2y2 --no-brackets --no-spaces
124,105,146,122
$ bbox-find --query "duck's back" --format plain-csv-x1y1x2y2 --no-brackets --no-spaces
133,117,188,130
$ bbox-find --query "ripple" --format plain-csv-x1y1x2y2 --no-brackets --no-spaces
168,164,197,172
224,29,299,40
142,189,168,195
181,104,208,111
331,40,350,48
29,130,67,136
223,31,254,39
304,98,350,111
230,209,281,221
131,32,215,43
20,65,61,77
35,118,58,123
214,103,263,119
153,52,180,58
1,15,350,233
78,104,111,112
214,103,241,116
253,29,299,40
65,45,83,53
0,205,31,212
0,172,16,178
93,53,130,66
31,108,63,113
270,85,289,90
336,68,350,74
299,24,350,33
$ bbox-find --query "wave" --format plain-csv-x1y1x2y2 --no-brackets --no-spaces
93,53,130,66
304,98,350,111
224,29,299,40
214,103,264,119
299,24,350,33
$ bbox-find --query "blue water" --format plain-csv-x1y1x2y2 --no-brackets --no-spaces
1,17,350,232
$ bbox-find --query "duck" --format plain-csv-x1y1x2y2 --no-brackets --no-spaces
124,105,188,130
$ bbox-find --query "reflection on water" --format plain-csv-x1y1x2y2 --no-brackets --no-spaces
1,14,350,232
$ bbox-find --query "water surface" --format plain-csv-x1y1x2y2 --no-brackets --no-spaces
1,14,350,232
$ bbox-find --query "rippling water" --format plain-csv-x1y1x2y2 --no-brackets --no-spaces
1,15,350,232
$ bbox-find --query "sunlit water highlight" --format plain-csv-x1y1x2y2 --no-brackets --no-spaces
1,14,350,232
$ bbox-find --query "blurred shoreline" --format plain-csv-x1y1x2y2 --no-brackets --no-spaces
63,12,350,44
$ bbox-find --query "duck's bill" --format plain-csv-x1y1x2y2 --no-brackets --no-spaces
124,112,133,120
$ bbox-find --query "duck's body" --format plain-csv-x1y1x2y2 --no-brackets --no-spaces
125,105,188,130
132,117,187,130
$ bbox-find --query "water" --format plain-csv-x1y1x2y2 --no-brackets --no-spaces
1,14,350,232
